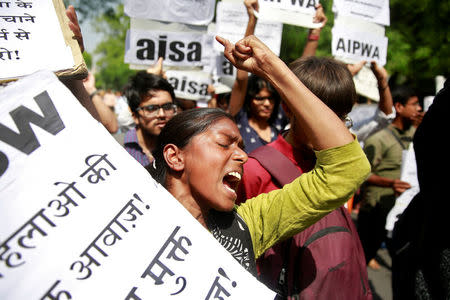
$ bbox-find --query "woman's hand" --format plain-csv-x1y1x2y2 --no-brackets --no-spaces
66,5,84,53
216,35,277,79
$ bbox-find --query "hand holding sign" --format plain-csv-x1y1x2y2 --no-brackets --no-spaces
65,5,84,53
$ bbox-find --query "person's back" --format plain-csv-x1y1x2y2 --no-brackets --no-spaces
237,56,371,299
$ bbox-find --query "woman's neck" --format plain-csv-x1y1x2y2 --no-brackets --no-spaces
167,180,208,229
248,117,272,142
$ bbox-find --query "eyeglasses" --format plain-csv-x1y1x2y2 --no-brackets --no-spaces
136,103,177,118
253,96,274,102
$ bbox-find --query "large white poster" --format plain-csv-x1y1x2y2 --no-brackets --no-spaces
125,29,209,67
0,0,74,80
332,25,388,66
0,70,276,299
256,0,323,28
214,1,283,56
124,0,216,26
332,0,390,26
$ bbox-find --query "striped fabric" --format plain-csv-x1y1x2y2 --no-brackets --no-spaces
123,127,151,167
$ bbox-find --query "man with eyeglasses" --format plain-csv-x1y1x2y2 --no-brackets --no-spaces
123,71,177,167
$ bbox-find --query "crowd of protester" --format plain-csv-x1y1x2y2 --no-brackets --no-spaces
33,1,447,299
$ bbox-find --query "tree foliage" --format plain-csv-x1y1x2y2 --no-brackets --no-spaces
63,0,121,22
91,4,135,91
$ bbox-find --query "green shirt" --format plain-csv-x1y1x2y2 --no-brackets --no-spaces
236,138,370,259
361,124,416,210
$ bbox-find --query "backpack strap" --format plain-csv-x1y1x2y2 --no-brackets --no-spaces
249,145,302,186
249,145,302,298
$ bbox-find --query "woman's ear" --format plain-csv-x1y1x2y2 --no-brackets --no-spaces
163,144,185,172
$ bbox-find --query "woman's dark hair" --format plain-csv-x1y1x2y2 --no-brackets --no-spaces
289,56,357,118
147,108,236,186
123,71,176,113
244,74,281,124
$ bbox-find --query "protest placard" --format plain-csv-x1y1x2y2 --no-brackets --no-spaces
385,143,419,235
0,70,276,299
0,0,86,81
166,70,212,103
332,25,388,67
333,0,390,26
124,0,216,26
125,19,210,68
256,0,323,28
214,1,282,56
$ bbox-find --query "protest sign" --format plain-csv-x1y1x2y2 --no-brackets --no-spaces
214,1,282,56
124,0,216,26
125,29,209,67
332,0,390,26
0,0,85,81
0,70,276,299
256,0,323,28
125,19,210,68
332,25,388,66
385,143,419,234
166,70,212,102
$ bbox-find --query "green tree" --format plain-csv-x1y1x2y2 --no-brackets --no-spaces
63,0,120,22
91,4,135,91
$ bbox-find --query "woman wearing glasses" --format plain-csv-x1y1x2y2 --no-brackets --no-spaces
123,72,178,167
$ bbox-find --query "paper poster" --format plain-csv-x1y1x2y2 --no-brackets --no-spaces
0,0,74,80
332,25,388,66
214,1,283,56
125,29,209,67
166,70,212,102
332,0,390,26
124,0,216,26
256,0,323,28
0,70,276,299
385,144,419,233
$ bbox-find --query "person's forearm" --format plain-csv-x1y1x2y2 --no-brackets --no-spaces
228,70,249,116
366,173,394,187
61,78,100,122
302,28,320,58
263,57,354,150
377,79,393,115
91,94,119,133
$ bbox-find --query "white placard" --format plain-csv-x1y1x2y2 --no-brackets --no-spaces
214,2,283,56
0,0,74,80
256,0,323,28
124,0,216,26
332,25,388,66
125,29,209,67
332,0,390,26
0,70,276,299
386,143,419,233
166,70,212,102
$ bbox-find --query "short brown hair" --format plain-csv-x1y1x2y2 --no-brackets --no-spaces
289,56,356,118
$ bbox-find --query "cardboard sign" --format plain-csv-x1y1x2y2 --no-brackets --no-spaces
0,70,276,299
256,0,323,28
125,29,209,67
332,25,388,66
214,1,282,56
124,0,216,26
332,0,390,26
0,0,77,80
166,70,212,102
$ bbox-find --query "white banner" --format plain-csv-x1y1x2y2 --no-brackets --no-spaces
125,29,208,67
166,70,212,102
332,25,388,66
332,0,390,26
385,143,419,233
0,0,74,80
124,0,216,26
0,70,276,299
214,2,283,56
256,0,323,28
